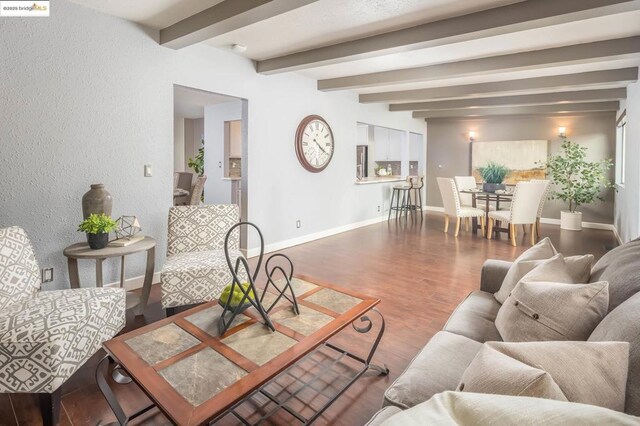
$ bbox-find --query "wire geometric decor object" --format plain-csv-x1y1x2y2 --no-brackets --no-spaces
115,216,142,240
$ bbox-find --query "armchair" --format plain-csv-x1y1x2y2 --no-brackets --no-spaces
0,226,125,426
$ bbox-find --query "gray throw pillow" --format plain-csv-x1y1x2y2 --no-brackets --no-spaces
495,280,609,341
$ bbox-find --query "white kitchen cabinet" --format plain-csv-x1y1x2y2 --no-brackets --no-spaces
387,129,403,161
374,127,389,161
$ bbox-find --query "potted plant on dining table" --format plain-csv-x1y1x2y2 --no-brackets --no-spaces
538,137,615,231
477,162,510,193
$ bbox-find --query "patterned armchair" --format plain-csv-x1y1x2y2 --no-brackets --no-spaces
160,205,243,315
0,226,125,426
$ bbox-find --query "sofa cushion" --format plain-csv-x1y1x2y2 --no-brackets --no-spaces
589,291,640,415
160,249,246,309
457,343,567,401
365,406,404,426
590,237,640,311
494,237,557,303
380,392,640,426
0,226,41,310
495,280,608,342
383,331,482,409
443,291,502,342
0,288,126,393
458,341,628,411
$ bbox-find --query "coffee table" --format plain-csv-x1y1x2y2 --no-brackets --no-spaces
96,275,387,425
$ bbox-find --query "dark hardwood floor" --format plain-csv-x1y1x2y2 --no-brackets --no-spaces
3,212,618,426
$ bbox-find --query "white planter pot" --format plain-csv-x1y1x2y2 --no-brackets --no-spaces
561,211,582,231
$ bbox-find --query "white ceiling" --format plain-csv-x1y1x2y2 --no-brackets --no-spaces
173,85,237,119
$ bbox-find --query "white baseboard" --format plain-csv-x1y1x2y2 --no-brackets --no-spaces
247,215,388,258
611,225,623,245
104,272,161,291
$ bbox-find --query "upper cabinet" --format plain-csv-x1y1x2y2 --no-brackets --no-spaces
373,127,403,161
228,120,242,158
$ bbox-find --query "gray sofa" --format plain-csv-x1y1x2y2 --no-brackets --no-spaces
368,238,640,424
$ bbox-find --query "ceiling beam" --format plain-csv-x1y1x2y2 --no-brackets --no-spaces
318,36,640,91
412,101,620,119
160,0,320,49
391,88,627,111
360,68,638,103
258,0,640,74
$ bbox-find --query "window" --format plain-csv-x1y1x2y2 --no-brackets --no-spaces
616,111,627,186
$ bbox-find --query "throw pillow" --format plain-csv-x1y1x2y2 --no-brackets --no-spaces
456,341,629,412
495,253,594,304
457,344,567,401
495,280,609,341
494,237,557,303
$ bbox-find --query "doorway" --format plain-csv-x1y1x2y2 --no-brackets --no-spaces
173,85,249,249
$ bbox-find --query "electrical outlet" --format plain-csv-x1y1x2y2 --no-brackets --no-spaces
296,220,301,229
41,268,53,283
377,205,381,212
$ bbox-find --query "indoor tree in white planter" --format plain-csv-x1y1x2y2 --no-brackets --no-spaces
539,137,615,231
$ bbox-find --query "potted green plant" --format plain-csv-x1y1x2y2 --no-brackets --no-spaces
477,162,510,193
78,213,118,249
538,137,615,231
188,139,205,176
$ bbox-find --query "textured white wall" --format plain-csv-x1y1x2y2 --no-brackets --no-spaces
203,101,242,204
0,0,424,290
615,82,640,242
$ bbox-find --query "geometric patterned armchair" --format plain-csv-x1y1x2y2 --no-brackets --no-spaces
160,205,243,315
0,226,125,426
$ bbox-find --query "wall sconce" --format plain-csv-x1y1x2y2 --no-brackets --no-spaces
469,131,476,142
558,127,567,138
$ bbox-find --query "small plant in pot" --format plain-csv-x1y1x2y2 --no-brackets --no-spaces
537,137,615,231
78,213,118,249
477,162,510,193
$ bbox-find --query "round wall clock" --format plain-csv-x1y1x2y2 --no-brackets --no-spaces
295,115,334,172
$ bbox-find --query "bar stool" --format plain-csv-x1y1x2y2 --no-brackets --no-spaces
405,176,424,219
388,183,411,221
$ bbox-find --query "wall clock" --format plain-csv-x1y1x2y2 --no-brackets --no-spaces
295,115,334,172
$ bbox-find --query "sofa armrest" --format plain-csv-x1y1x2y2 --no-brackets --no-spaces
480,259,512,293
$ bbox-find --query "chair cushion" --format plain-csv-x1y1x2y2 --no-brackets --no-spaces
0,288,125,393
495,280,609,342
458,207,484,217
590,237,640,311
493,237,557,304
443,291,502,342
457,341,628,411
365,406,404,426
383,331,482,409
380,391,640,426
488,209,511,222
0,226,41,310
160,249,246,309
589,291,640,415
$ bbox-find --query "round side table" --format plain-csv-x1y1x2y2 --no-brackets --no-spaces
63,236,156,316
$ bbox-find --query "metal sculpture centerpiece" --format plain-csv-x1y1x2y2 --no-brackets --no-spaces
114,216,142,240
218,222,299,335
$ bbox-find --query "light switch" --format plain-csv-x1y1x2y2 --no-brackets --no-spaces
144,164,153,177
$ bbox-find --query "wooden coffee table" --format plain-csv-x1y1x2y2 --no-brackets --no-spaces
96,275,387,425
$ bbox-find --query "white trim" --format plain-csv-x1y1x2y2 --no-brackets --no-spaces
611,224,624,245
538,217,616,231
104,272,161,291
247,215,388,258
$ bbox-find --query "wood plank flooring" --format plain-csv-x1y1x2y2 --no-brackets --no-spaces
5,212,618,426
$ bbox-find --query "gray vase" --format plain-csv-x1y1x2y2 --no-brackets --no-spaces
82,184,113,219
482,183,506,193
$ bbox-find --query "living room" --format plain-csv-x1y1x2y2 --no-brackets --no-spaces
1,0,640,425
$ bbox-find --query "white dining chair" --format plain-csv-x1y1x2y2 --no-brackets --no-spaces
437,177,485,237
487,181,548,246
530,179,551,237
454,175,496,212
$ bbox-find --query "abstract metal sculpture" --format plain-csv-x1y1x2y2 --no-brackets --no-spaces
114,216,142,240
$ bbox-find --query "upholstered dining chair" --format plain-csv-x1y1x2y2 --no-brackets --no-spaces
530,179,551,237
174,172,193,205
160,204,244,316
0,226,125,426
437,177,486,237
188,175,207,205
487,181,548,246
454,175,498,212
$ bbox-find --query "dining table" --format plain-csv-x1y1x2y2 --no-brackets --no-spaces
460,189,514,236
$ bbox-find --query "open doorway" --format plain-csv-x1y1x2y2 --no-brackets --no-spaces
173,85,248,249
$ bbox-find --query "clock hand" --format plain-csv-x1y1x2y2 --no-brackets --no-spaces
314,139,328,155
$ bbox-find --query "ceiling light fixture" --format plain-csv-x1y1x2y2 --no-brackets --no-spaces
231,44,247,53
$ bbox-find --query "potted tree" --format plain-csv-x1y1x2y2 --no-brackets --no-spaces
477,162,510,193
78,213,118,249
539,137,615,231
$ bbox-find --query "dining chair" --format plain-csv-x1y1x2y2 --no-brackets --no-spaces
188,175,207,205
174,172,193,205
454,175,496,212
487,181,548,246
530,179,551,237
437,177,485,237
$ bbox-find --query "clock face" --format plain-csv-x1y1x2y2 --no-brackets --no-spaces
295,115,334,172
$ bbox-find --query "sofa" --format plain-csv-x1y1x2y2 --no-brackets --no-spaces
367,237,640,424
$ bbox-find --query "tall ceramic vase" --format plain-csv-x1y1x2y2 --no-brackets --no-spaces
82,184,113,219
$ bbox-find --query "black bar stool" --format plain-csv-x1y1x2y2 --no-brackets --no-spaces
388,182,411,221
405,176,424,219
